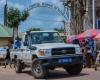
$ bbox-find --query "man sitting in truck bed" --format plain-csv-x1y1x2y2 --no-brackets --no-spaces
13,37,21,49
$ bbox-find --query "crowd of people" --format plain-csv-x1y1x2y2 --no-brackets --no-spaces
72,38,100,70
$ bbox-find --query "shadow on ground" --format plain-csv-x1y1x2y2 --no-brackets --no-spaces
47,70,88,79
21,69,89,79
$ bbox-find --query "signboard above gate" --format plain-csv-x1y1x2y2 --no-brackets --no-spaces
28,2,64,15
26,1,70,21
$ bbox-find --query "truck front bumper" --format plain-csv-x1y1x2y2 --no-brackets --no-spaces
37,54,83,67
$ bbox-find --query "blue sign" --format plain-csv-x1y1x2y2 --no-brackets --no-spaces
97,19,100,29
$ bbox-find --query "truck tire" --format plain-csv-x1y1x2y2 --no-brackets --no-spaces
65,63,82,75
15,60,22,73
31,60,48,79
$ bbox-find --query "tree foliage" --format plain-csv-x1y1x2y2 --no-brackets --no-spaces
7,7,29,39
7,7,29,28
64,0,86,34
28,28,41,31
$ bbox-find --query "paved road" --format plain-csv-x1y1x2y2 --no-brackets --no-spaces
0,65,100,80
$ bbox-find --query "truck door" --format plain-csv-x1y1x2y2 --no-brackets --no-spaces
22,34,32,63
22,49,31,63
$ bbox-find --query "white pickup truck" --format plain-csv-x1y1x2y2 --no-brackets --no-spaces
10,31,83,79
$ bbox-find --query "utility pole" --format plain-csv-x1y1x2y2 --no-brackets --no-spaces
92,0,95,29
4,0,7,26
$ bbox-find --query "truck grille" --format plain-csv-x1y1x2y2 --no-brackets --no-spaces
51,47,75,55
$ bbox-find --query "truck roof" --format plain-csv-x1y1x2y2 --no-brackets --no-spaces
18,31,58,38
24,31,58,34
30,31,58,33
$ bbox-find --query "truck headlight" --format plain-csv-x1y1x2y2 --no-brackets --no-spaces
38,49,45,56
38,49,51,56
44,49,51,56
75,47,82,54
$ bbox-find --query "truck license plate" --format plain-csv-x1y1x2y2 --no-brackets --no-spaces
58,58,72,63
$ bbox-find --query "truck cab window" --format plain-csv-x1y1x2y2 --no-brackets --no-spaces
24,35,29,45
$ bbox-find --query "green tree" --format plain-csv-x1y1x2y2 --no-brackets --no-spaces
7,7,29,39
28,28,41,31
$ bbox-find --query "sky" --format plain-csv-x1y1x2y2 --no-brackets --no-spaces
0,0,70,32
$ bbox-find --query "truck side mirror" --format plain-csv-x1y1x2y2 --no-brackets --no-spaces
24,41,28,46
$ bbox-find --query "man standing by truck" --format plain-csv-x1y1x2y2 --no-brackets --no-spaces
4,49,12,68
12,37,21,67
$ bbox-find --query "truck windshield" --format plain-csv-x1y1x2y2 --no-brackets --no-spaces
31,32,63,44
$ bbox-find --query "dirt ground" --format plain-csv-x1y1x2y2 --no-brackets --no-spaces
0,65,100,80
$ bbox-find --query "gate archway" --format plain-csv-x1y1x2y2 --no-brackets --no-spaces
23,2,71,37
25,2,70,21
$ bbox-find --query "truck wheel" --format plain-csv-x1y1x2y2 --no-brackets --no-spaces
31,60,48,79
15,60,22,73
65,64,82,75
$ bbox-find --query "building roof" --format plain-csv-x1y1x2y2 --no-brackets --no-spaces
0,24,13,37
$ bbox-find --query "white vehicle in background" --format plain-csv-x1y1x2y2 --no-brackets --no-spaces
10,31,83,79
0,45,7,61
